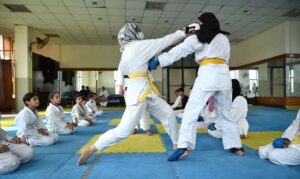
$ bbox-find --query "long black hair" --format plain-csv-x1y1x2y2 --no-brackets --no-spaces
232,79,242,101
196,12,230,44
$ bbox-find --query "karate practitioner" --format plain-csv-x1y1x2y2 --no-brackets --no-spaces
85,94,103,118
71,94,95,126
0,126,34,174
98,86,110,107
208,79,249,139
14,93,59,147
78,23,191,165
258,109,300,165
46,91,75,135
149,12,244,161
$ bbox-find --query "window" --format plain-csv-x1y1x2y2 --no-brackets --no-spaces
77,71,83,91
249,70,258,93
290,68,294,93
0,35,3,59
0,34,14,60
230,70,239,79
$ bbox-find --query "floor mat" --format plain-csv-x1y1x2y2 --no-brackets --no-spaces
77,134,166,154
155,124,207,134
242,131,283,150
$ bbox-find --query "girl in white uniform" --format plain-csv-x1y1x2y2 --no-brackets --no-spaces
208,79,249,139
78,23,188,165
0,126,34,174
258,109,300,165
151,12,244,161
14,93,59,147
46,91,75,135
85,94,103,118
71,95,94,127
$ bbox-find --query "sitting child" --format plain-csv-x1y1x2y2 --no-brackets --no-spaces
46,91,75,135
71,94,95,126
14,93,59,146
207,79,249,139
85,94,103,118
0,124,34,174
258,109,300,165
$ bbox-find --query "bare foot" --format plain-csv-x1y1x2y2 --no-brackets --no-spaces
77,147,95,166
146,130,154,136
180,150,189,159
233,148,245,156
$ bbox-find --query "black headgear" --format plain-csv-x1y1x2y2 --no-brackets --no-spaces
195,12,230,44
232,79,242,101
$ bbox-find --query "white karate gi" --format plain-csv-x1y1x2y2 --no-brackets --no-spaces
99,89,110,107
171,96,182,109
158,34,242,150
208,96,249,139
46,103,75,134
14,107,59,147
85,100,103,118
0,128,34,174
94,30,185,152
71,104,94,126
258,109,300,165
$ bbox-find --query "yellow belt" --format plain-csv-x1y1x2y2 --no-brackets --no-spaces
198,58,225,66
127,72,161,102
291,135,300,145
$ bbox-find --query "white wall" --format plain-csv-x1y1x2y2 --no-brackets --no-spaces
231,21,300,67
60,45,121,68
230,22,286,67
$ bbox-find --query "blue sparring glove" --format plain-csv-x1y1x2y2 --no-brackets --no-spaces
207,123,217,131
272,138,289,148
148,57,159,70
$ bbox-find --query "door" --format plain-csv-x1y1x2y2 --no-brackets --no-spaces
0,60,13,111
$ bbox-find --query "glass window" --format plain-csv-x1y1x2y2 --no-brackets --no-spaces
0,35,3,59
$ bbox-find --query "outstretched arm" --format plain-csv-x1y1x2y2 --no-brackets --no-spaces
157,35,203,67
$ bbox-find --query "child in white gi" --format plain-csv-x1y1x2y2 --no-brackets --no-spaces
85,94,103,118
71,94,94,126
258,109,300,165
46,91,75,134
14,93,59,147
208,79,249,139
0,125,34,174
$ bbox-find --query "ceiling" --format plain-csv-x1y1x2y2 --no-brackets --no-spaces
0,0,299,45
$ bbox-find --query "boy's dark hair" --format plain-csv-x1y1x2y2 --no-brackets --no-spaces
23,92,38,106
88,94,96,99
75,93,84,100
178,88,184,92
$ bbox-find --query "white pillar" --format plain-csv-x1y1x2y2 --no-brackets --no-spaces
15,25,32,111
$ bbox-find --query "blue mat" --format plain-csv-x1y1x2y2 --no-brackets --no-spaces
1,107,300,179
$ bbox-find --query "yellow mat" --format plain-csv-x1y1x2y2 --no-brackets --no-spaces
99,107,125,110
0,118,14,128
108,118,155,125
77,134,166,154
285,105,300,110
155,124,207,134
242,131,283,150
